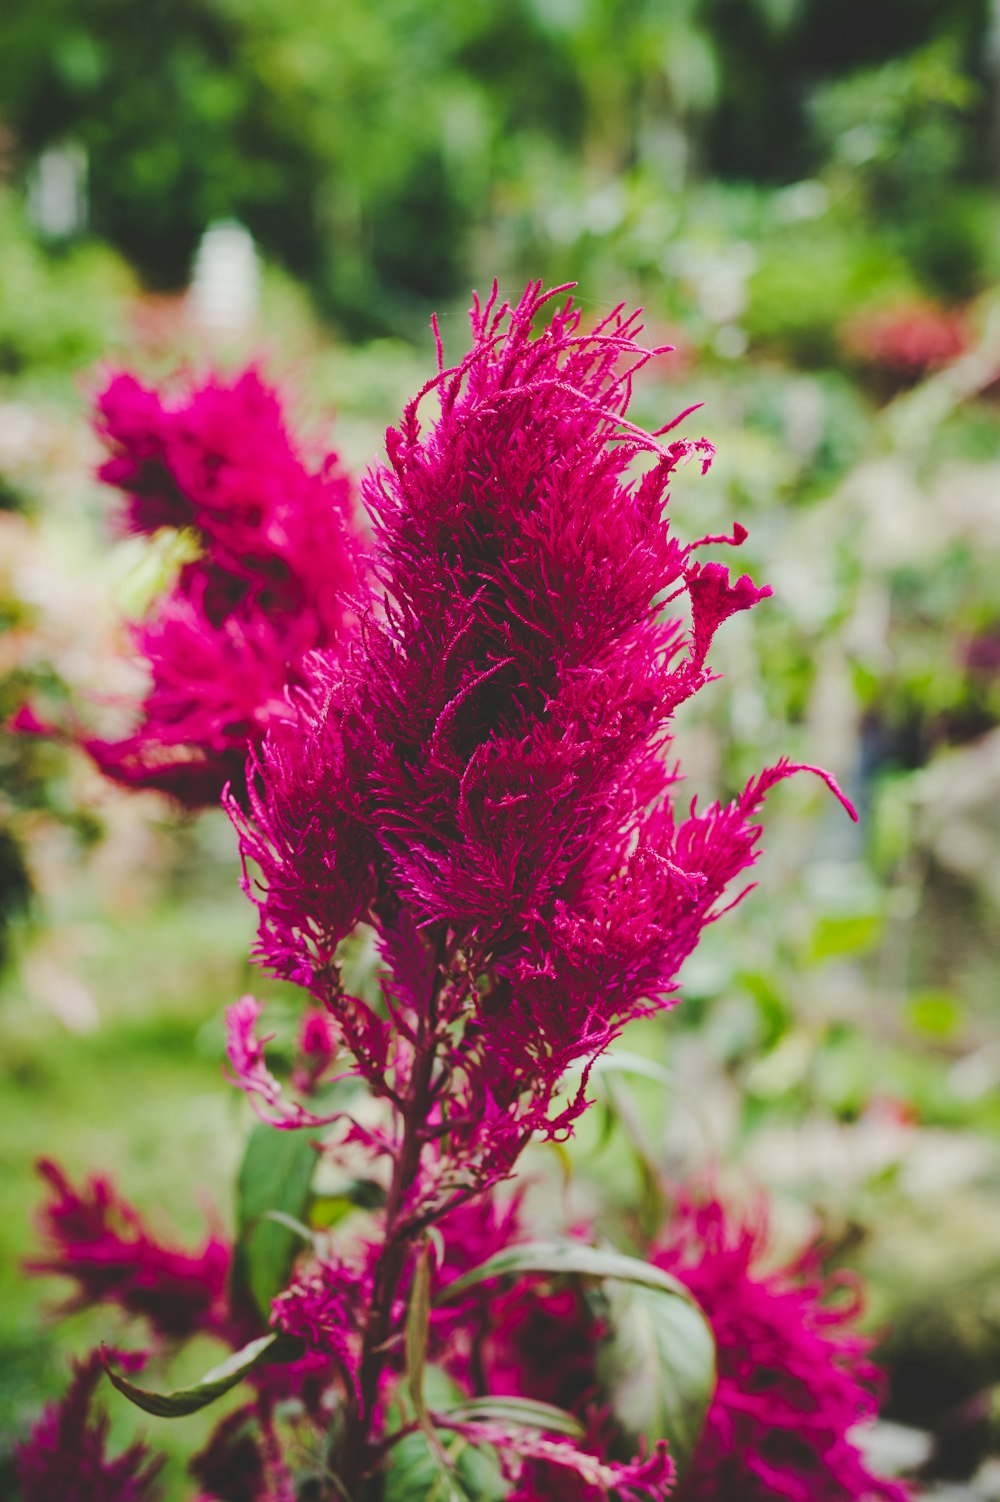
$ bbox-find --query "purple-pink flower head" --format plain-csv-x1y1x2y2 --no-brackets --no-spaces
16,1350,165,1502
653,1191,909,1502
87,366,365,806
28,1159,231,1343
239,282,853,1073
428,1184,904,1502
270,1256,369,1411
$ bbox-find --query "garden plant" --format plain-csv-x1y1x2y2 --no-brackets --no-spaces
15,282,911,1502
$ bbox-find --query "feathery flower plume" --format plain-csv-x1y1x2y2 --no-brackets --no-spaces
234,281,854,1182
28,1159,231,1342
653,1190,909,1502
16,1350,165,1502
86,366,365,805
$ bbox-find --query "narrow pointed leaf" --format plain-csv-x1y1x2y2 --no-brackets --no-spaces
441,1396,585,1439
438,1239,695,1304
407,1240,453,1473
407,1241,434,1430
262,1209,318,1246
103,1332,301,1418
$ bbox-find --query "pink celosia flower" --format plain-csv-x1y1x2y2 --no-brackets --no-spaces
233,282,854,1182
16,1349,165,1502
429,1181,908,1502
87,367,365,805
224,992,390,1133
271,1256,372,1410
28,1159,231,1342
291,1005,340,1094
652,1191,910,1501
451,1422,674,1502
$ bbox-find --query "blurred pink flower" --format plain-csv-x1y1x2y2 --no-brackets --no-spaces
29,1159,231,1342
841,298,966,382
87,366,365,805
653,1191,910,1501
16,1349,165,1502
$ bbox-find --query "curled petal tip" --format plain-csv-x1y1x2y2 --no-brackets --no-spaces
794,762,859,822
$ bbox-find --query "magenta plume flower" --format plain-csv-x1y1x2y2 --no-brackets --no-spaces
16,1350,165,1502
28,1159,231,1342
428,1183,907,1502
235,282,854,1161
86,366,365,805
653,1191,910,1502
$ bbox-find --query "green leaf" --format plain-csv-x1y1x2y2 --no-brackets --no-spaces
309,1178,387,1229
438,1239,697,1305
437,1239,716,1478
809,912,882,963
596,1282,716,1476
231,1122,317,1318
384,1430,506,1502
906,989,963,1040
406,1241,435,1438
103,1333,301,1418
262,1209,317,1245
441,1395,584,1439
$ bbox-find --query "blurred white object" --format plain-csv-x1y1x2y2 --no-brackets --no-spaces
189,218,259,335
27,142,88,237
850,1419,931,1477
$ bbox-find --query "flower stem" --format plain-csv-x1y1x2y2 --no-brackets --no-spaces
336,981,441,1497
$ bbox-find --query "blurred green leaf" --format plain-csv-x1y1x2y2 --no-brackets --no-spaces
384,1429,506,1502
439,1239,698,1305
310,1177,387,1229
809,912,883,963
231,1122,317,1319
104,1332,301,1417
906,990,964,1041
441,1396,584,1439
596,1281,716,1476
738,969,790,1047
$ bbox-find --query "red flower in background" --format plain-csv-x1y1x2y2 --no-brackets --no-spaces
86,366,365,805
841,298,966,384
16,1351,164,1502
654,1191,910,1502
28,1159,231,1342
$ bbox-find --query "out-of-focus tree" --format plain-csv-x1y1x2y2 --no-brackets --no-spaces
1,0,996,334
